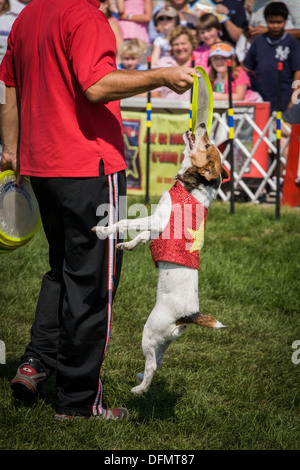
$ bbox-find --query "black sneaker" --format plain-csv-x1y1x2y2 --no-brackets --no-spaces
11,358,47,401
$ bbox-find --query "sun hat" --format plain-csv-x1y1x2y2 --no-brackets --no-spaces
209,42,235,59
154,6,178,22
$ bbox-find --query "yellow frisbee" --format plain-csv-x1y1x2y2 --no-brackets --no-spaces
191,66,213,136
0,170,41,252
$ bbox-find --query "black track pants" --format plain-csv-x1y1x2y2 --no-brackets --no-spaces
21,163,126,416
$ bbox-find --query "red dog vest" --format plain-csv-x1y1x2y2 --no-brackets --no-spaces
150,181,207,269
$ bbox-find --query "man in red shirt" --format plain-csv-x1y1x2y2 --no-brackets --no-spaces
0,0,196,420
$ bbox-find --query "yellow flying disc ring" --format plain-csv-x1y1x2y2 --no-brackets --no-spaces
191,66,213,136
0,170,41,253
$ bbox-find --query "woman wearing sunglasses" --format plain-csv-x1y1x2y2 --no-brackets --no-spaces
151,6,179,66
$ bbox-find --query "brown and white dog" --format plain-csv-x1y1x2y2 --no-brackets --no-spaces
93,123,229,395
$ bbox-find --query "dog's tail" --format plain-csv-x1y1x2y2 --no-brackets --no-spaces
176,312,226,329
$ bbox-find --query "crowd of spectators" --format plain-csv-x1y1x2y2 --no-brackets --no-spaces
0,0,299,118
99,0,300,117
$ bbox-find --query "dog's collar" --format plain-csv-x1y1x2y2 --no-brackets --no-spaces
175,170,220,191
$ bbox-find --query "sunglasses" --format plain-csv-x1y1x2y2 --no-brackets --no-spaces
157,16,174,21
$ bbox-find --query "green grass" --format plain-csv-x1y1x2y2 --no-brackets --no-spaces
0,200,300,450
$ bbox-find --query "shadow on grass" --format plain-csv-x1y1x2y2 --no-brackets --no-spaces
126,380,182,422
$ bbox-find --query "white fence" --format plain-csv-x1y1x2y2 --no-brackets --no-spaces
121,97,290,204
211,109,291,203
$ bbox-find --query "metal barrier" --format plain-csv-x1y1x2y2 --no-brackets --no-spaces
210,109,292,203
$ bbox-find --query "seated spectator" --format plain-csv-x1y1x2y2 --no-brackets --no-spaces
213,0,249,45
148,0,198,45
209,41,263,102
99,0,124,56
151,6,179,66
117,38,148,70
193,13,222,71
117,0,153,45
152,25,198,100
243,2,300,114
148,1,167,44
245,0,300,41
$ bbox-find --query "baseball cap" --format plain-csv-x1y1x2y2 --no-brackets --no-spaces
209,42,235,59
154,6,178,22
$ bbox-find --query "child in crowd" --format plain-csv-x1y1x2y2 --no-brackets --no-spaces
243,2,300,114
193,13,221,71
117,38,148,70
209,41,262,102
151,6,179,66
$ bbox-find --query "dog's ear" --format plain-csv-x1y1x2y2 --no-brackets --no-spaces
221,166,229,180
198,161,220,181
183,130,191,147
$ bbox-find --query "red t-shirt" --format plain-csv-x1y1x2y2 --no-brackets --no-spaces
0,0,126,177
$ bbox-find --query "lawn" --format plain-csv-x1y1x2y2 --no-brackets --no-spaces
0,199,299,451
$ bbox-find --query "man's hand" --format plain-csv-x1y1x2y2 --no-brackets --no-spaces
246,25,268,39
0,147,18,172
160,67,198,95
0,149,23,186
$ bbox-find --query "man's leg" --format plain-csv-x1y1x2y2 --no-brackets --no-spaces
53,168,126,417
12,165,127,417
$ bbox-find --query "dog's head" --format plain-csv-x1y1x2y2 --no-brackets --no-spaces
181,123,229,182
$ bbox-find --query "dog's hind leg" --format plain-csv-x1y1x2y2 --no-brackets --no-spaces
131,345,158,395
156,339,173,370
136,339,173,383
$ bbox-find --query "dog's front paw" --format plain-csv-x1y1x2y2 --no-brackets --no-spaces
92,225,113,239
116,242,128,251
116,241,135,251
131,385,146,395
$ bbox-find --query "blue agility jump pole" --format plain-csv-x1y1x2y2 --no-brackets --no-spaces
227,59,234,215
189,54,195,132
276,61,283,220
145,56,152,205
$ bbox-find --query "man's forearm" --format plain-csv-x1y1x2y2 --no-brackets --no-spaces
0,86,19,154
223,19,243,43
286,29,300,40
84,67,196,103
0,86,19,171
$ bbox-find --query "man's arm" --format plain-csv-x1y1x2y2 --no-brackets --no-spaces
222,19,244,43
286,29,300,40
0,86,20,176
84,67,197,103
